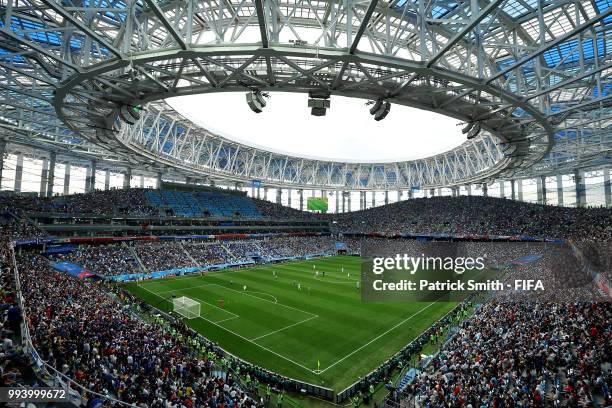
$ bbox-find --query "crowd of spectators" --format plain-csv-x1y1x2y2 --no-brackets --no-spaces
49,244,141,277
251,236,336,259
0,189,158,217
17,253,255,407
185,243,233,266
31,237,339,276
3,218,47,241
251,197,317,220
1,190,610,407
2,190,611,244
133,241,195,272
326,196,612,241
222,240,263,262
397,301,611,407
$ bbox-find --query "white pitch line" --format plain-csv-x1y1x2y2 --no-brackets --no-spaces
210,284,319,318
137,284,317,374
215,316,240,324
250,315,319,341
136,264,440,377
247,291,278,303
154,283,217,295
318,302,437,374
147,281,315,318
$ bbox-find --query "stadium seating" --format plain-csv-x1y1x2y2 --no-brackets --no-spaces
145,190,262,218
1,194,611,407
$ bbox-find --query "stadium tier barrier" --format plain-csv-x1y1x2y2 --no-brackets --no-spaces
13,231,330,247
99,251,335,282
12,230,566,249
105,261,256,282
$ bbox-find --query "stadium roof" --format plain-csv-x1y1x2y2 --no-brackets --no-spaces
0,0,609,190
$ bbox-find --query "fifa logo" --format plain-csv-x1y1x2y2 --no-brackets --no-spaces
514,280,544,290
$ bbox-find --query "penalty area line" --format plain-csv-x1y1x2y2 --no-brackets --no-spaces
137,283,318,374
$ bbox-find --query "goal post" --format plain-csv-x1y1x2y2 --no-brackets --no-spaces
172,296,200,319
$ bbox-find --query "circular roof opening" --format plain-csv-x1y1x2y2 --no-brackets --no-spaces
167,92,465,162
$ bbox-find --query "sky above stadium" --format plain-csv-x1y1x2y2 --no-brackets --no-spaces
168,92,465,162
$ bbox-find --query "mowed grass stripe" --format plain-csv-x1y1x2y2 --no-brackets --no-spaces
136,281,318,374
124,256,456,390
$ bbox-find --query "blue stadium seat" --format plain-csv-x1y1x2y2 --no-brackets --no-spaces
145,190,262,219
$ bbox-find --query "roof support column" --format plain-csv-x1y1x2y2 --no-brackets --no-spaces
371,191,375,207
466,185,472,196
604,168,611,208
510,180,516,200
536,176,547,205
556,175,564,206
429,188,435,197
85,167,92,192
0,140,6,187
14,152,23,193
63,163,71,195
139,175,144,188
499,181,505,198
335,191,340,213
517,179,523,201
482,183,488,197
299,189,304,211
276,188,282,205
89,160,97,192
384,191,389,205
263,186,268,201
43,153,55,197
40,158,48,197
157,172,163,189
574,170,586,207
123,168,131,189
287,188,292,207
105,169,111,190
347,191,351,212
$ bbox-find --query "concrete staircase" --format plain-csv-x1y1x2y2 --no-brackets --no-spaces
125,242,148,273
180,241,200,267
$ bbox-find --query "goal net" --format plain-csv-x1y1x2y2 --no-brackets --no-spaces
172,296,200,319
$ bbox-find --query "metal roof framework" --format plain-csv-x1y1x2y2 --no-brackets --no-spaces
0,0,609,190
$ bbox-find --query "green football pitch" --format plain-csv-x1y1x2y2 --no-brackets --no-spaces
122,256,456,391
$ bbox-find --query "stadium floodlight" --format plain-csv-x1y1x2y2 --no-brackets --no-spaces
308,90,331,116
118,104,142,125
368,99,391,121
461,122,474,134
246,91,268,113
466,122,481,140
172,296,200,319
